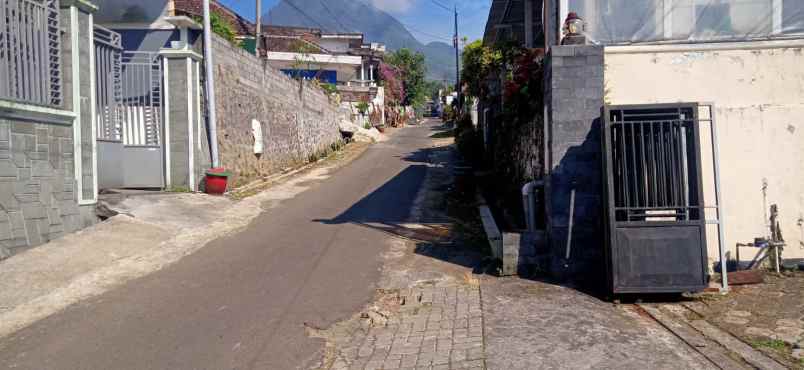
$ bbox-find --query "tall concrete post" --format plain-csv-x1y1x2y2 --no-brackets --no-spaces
160,48,210,191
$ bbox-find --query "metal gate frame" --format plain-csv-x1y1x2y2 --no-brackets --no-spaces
602,103,709,294
94,25,164,189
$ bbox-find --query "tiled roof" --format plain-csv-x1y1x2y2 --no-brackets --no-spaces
173,0,255,36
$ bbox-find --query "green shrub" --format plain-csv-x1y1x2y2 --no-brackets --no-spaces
193,13,238,45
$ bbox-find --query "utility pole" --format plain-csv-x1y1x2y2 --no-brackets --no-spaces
202,0,220,167
453,5,461,112
255,0,261,54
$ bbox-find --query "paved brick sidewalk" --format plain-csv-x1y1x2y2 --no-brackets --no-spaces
329,285,486,370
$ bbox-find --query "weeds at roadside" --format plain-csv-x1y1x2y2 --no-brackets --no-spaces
752,339,789,350
166,186,191,193
430,129,455,139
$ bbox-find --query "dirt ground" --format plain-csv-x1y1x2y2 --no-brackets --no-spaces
692,271,804,369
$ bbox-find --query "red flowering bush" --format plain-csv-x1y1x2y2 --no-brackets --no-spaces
379,62,404,106
503,48,544,118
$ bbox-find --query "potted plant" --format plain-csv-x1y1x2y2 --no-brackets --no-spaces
205,167,232,195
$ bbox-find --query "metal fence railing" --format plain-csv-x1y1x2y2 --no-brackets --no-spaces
608,105,705,223
94,25,123,141
0,0,61,106
120,51,162,147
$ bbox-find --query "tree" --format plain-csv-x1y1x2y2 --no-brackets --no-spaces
385,48,427,108
460,40,502,98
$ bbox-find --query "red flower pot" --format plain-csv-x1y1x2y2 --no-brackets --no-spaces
205,168,231,195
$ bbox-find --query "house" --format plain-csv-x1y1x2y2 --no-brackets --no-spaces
481,0,804,291
96,0,252,52
259,25,387,125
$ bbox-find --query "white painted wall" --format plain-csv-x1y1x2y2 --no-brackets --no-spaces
605,41,804,265
318,39,351,53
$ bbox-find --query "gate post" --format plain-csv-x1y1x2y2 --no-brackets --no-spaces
544,45,606,284
159,48,209,192
61,0,99,220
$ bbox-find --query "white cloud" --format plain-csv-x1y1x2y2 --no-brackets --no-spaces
370,0,416,13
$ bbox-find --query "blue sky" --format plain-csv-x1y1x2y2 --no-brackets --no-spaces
218,0,492,45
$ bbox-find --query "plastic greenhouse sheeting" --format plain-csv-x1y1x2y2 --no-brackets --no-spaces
567,0,804,44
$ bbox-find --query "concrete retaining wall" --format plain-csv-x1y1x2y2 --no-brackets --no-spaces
210,35,344,184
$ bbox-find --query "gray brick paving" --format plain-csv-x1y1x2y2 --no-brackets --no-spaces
331,285,486,370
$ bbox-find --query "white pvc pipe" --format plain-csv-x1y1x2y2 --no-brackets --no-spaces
522,181,538,232
202,0,220,168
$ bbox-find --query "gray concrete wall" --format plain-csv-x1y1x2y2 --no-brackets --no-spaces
0,120,82,257
210,35,343,185
544,45,605,282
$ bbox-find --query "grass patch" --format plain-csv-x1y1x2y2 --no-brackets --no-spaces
166,186,191,193
308,140,347,164
752,339,789,350
430,129,455,139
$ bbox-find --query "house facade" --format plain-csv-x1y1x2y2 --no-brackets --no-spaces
553,0,804,265
480,0,803,289
259,25,387,125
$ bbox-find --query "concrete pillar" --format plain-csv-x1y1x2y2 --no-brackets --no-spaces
544,45,605,283
160,48,208,191
61,0,99,220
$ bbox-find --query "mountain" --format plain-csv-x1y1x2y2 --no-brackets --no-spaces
265,0,456,82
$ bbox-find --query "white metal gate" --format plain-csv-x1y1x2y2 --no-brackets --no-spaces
94,26,164,189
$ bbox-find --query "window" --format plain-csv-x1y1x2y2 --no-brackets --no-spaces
0,0,62,107
783,0,804,34
566,0,804,45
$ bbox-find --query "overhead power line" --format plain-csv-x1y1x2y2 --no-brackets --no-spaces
429,0,452,12
400,22,453,42
282,0,330,32
318,0,352,33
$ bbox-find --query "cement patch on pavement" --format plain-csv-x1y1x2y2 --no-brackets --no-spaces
482,278,715,370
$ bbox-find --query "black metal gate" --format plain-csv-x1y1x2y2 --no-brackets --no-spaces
602,104,708,294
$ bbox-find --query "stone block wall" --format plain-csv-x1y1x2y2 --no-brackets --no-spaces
211,35,343,183
0,120,82,257
544,45,605,283
0,3,98,258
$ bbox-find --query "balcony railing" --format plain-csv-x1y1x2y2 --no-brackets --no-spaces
0,0,62,107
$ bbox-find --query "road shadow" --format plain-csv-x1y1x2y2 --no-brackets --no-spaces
313,139,492,276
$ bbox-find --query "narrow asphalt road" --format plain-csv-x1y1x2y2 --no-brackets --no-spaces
0,121,441,369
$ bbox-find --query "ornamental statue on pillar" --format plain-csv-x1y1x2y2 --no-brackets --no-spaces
561,12,588,45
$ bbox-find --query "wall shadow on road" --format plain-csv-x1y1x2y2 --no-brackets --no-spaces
313,143,492,277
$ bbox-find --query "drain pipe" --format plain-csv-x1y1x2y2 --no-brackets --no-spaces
522,180,542,232
202,0,220,167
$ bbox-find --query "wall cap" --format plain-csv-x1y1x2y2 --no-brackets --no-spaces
0,100,76,125
551,45,604,57
164,16,202,30
159,48,203,61
59,0,98,13
605,38,804,55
